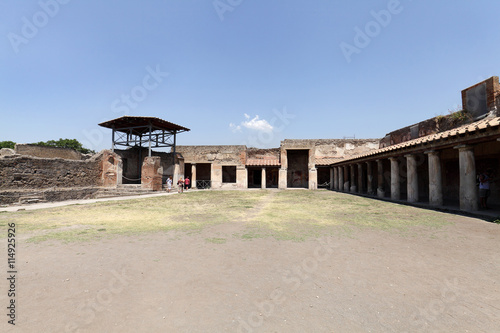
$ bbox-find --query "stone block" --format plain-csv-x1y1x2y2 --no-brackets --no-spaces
236,166,247,189
211,164,222,189
141,156,163,191
100,151,122,187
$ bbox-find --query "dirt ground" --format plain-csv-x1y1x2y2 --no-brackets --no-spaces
1,204,500,332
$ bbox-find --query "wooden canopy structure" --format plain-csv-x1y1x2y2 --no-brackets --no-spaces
98,116,190,157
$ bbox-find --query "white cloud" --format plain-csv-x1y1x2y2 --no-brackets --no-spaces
242,115,273,132
229,114,274,133
229,123,242,133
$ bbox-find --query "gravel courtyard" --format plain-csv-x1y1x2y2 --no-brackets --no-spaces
1,190,499,332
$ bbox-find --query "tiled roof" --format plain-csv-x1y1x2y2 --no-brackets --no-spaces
99,116,190,133
315,158,343,165
334,116,500,164
246,159,281,166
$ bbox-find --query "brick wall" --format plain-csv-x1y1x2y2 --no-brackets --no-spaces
461,76,500,113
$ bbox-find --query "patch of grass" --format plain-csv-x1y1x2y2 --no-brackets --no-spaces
205,237,227,244
239,230,266,240
0,191,267,243
0,190,454,243
246,191,452,241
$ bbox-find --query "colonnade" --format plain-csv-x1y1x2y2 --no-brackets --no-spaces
330,145,479,211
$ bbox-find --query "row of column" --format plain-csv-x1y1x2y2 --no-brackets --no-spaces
330,145,478,211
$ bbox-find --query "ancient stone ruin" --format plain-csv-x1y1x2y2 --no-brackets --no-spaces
2,76,500,214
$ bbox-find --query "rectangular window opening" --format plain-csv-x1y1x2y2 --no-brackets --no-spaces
222,166,237,183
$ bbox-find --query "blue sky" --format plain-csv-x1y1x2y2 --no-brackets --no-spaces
1,0,499,151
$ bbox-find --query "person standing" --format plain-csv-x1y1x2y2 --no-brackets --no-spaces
479,169,493,209
177,178,184,193
184,177,190,190
166,176,172,193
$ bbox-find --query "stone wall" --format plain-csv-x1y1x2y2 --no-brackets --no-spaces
315,140,379,160
0,156,100,190
379,113,479,148
15,144,84,160
281,139,380,164
176,145,247,189
247,148,280,160
0,150,123,204
176,145,247,165
0,188,100,205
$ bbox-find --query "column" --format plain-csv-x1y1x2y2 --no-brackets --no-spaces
343,165,350,192
405,154,418,203
309,168,318,190
278,168,287,189
366,161,373,195
376,159,385,198
279,148,287,189
455,145,478,211
191,163,197,189
350,164,357,193
261,167,266,189
334,167,339,191
389,157,400,200
425,150,443,206
329,167,334,190
339,166,344,192
357,163,364,194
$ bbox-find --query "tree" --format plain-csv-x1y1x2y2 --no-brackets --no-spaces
32,138,95,154
0,141,16,149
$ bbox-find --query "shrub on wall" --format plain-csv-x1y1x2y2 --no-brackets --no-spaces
32,138,95,155
0,141,16,149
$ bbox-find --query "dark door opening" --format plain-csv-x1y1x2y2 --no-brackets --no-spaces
287,150,309,188
247,168,262,188
317,167,330,188
196,163,212,189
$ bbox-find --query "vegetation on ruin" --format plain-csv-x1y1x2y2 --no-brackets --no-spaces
448,109,472,123
0,191,456,243
31,138,95,154
434,108,474,133
0,141,16,149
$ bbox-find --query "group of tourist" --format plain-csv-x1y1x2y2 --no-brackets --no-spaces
164,176,191,193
